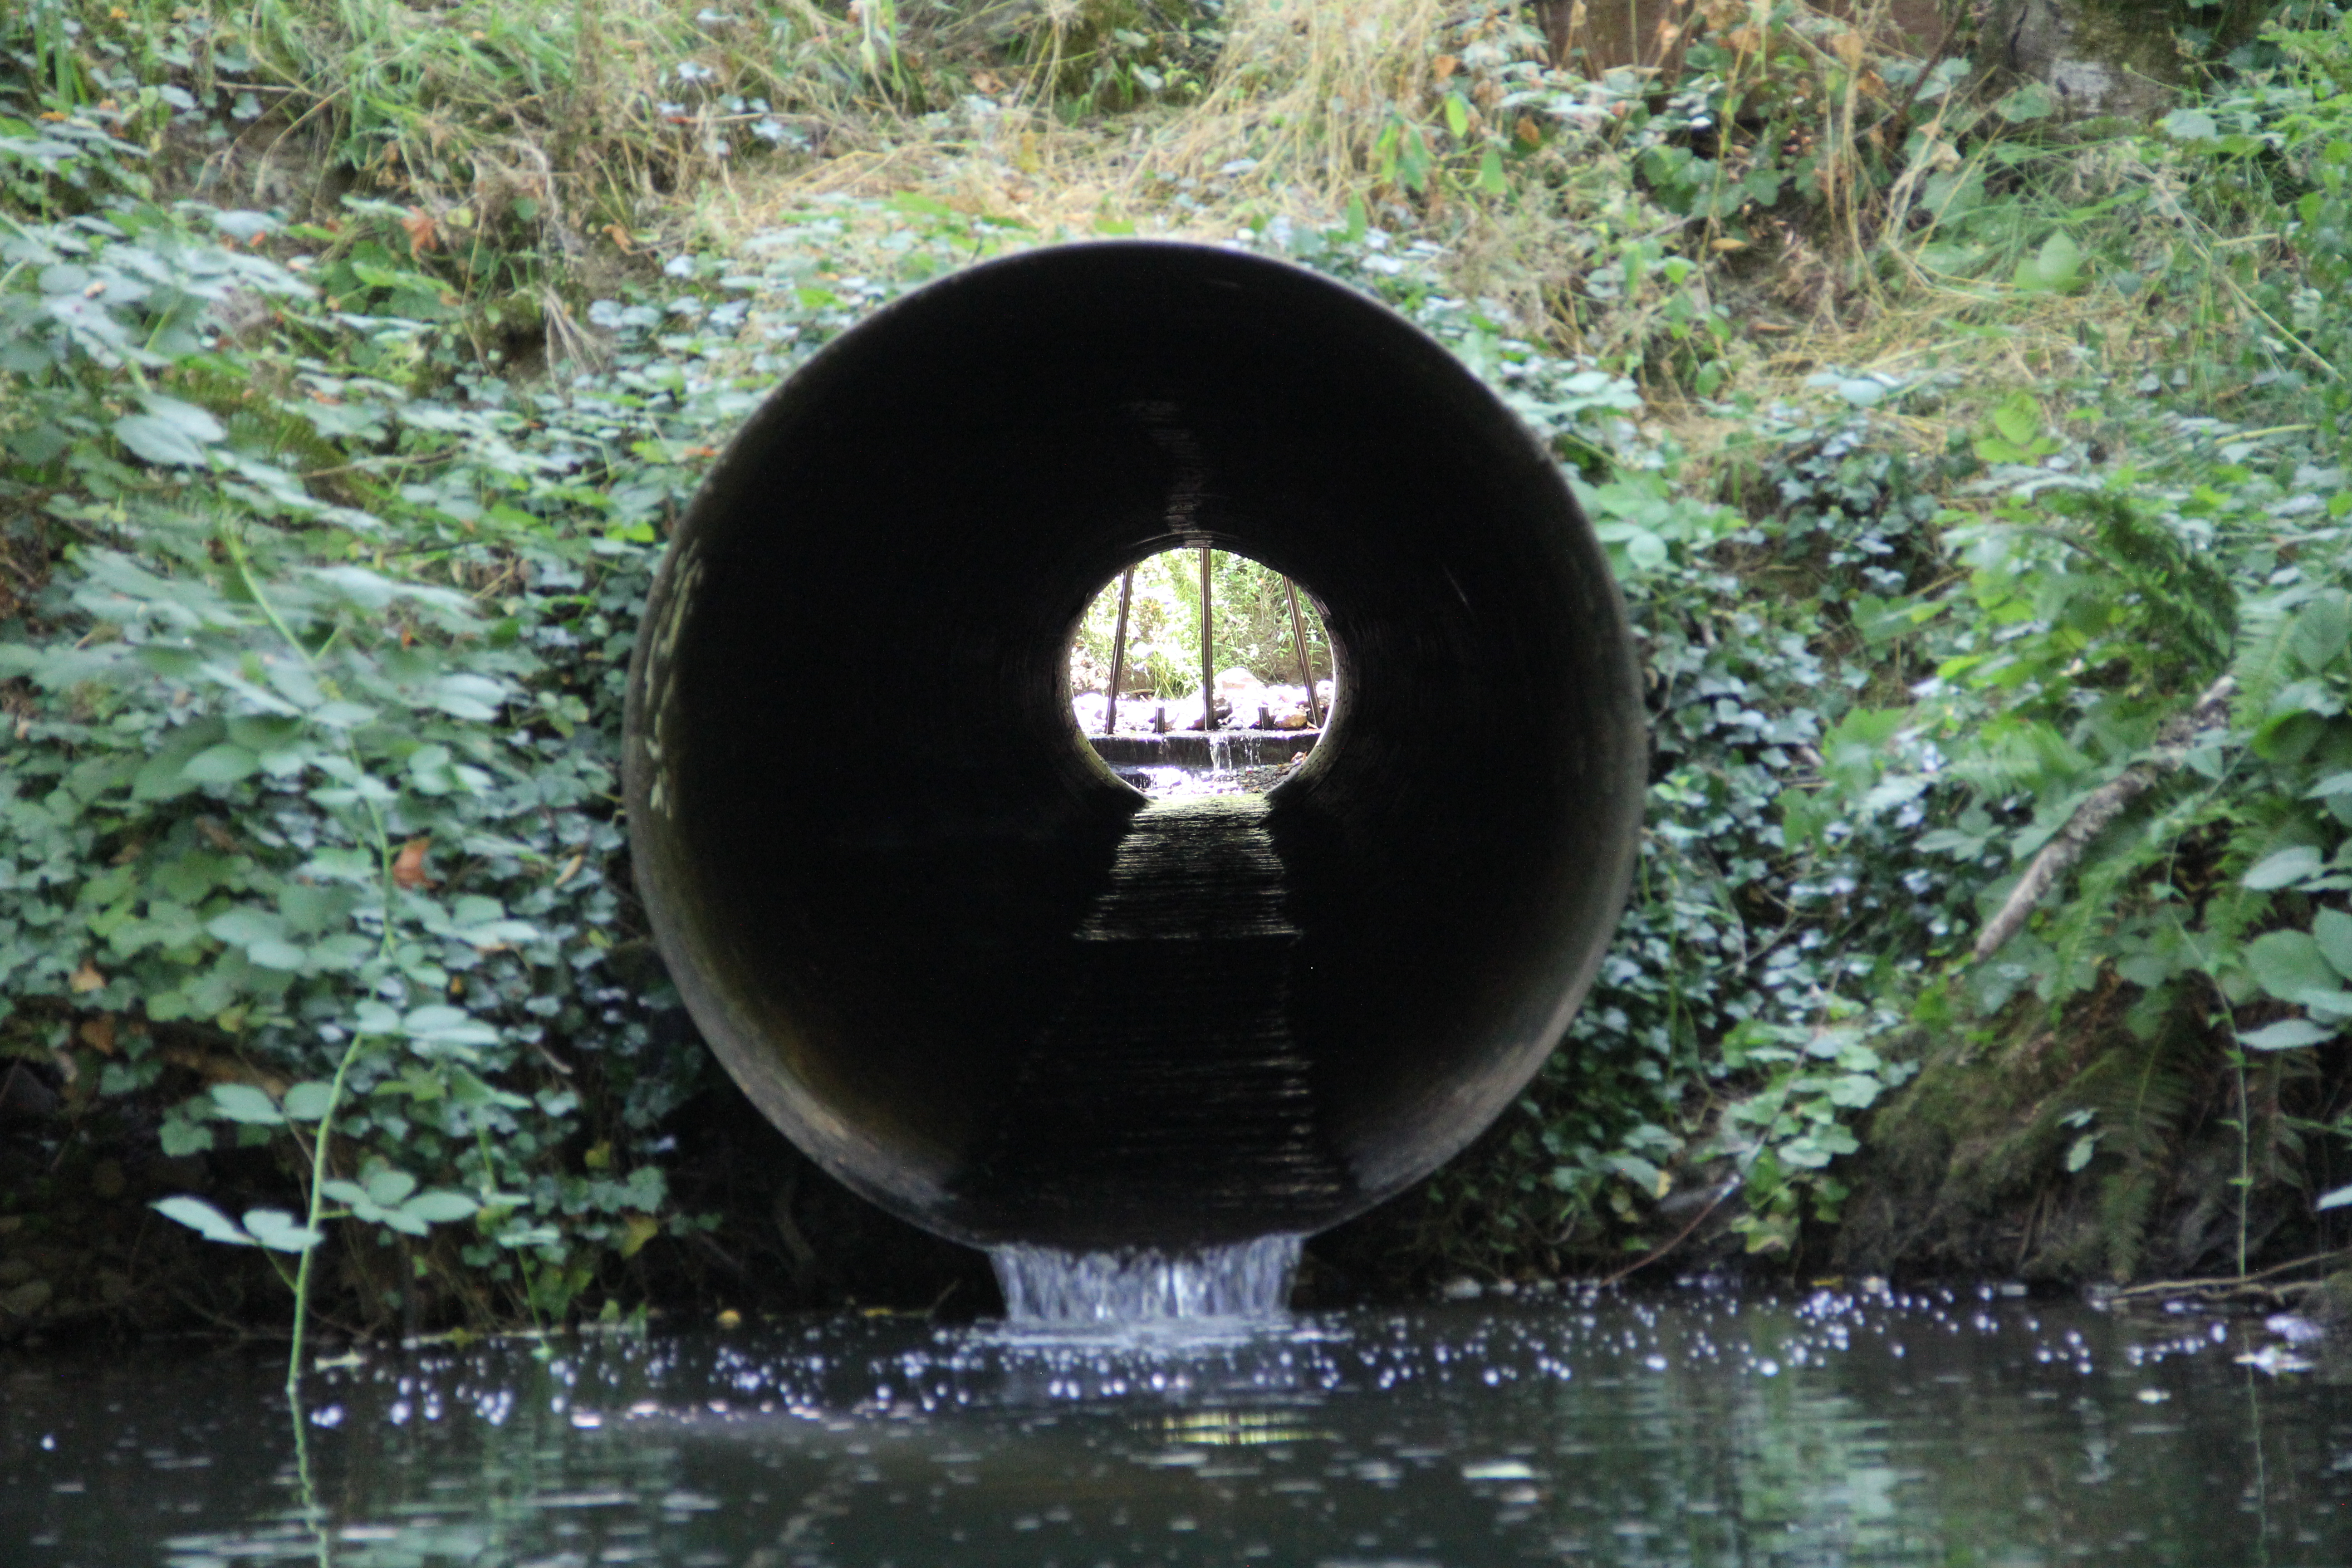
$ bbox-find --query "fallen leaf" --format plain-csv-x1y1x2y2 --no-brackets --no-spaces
196,816,237,853
603,223,636,253
619,1213,661,1258
1515,116,1542,147
78,1016,118,1055
69,959,106,994
399,206,438,254
160,1046,288,1094
553,852,585,888
392,837,434,889
1432,54,1458,80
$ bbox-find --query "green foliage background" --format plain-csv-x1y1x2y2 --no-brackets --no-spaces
4,0,2352,1336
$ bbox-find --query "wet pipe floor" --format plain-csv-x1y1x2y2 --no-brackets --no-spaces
982,796,1344,1242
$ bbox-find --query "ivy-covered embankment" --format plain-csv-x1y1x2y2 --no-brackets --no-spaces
4,0,2352,1343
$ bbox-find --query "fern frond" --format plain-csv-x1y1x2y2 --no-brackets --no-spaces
2054,1032,2200,1282
2229,593,2298,717
2056,490,2239,689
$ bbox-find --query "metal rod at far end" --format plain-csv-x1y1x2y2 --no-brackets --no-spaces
1103,568,1134,735
1199,546,1216,732
1284,576,1323,730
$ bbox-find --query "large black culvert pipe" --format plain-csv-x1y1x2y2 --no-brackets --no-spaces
625,241,1645,1254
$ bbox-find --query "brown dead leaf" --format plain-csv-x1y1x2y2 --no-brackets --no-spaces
160,1047,289,1095
69,958,106,994
1515,116,1542,147
603,224,636,253
392,837,435,889
196,816,237,853
399,206,438,254
78,1015,117,1056
1431,54,1458,80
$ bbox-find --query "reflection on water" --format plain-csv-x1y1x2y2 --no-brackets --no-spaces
5,1283,2348,1567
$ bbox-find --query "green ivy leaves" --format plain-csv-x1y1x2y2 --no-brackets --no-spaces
152,1197,323,1253
319,1169,479,1236
113,393,225,468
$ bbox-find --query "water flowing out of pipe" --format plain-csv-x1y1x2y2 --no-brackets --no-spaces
990,1235,1303,1323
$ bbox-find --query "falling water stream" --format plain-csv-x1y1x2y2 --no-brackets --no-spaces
991,1238,1305,1323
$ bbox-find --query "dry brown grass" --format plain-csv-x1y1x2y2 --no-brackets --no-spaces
693,0,2235,515
1161,0,1448,205
714,0,1462,245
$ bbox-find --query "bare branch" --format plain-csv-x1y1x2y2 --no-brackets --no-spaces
1971,675,2237,963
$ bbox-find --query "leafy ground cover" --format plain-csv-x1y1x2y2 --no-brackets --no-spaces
3,0,2351,1343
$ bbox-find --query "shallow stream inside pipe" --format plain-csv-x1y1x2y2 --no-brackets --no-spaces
11,1284,2350,1567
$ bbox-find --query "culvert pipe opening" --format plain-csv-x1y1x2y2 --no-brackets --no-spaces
1071,545,1337,794
625,241,1646,1254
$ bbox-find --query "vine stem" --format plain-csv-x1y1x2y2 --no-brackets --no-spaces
286,1032,368,1409
218,524,403,1415
221,527,400,917
2218,1005,2254,1282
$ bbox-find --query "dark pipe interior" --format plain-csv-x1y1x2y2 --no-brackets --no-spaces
625,241,1646,1252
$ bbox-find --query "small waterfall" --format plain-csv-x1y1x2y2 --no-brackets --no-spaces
991,1236,1303,1323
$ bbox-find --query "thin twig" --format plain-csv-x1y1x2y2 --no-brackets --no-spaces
2107,1246,2352,1300
1598,1181,1739,1287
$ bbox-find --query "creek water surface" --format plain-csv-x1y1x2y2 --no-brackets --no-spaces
5,1284,2347,1567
